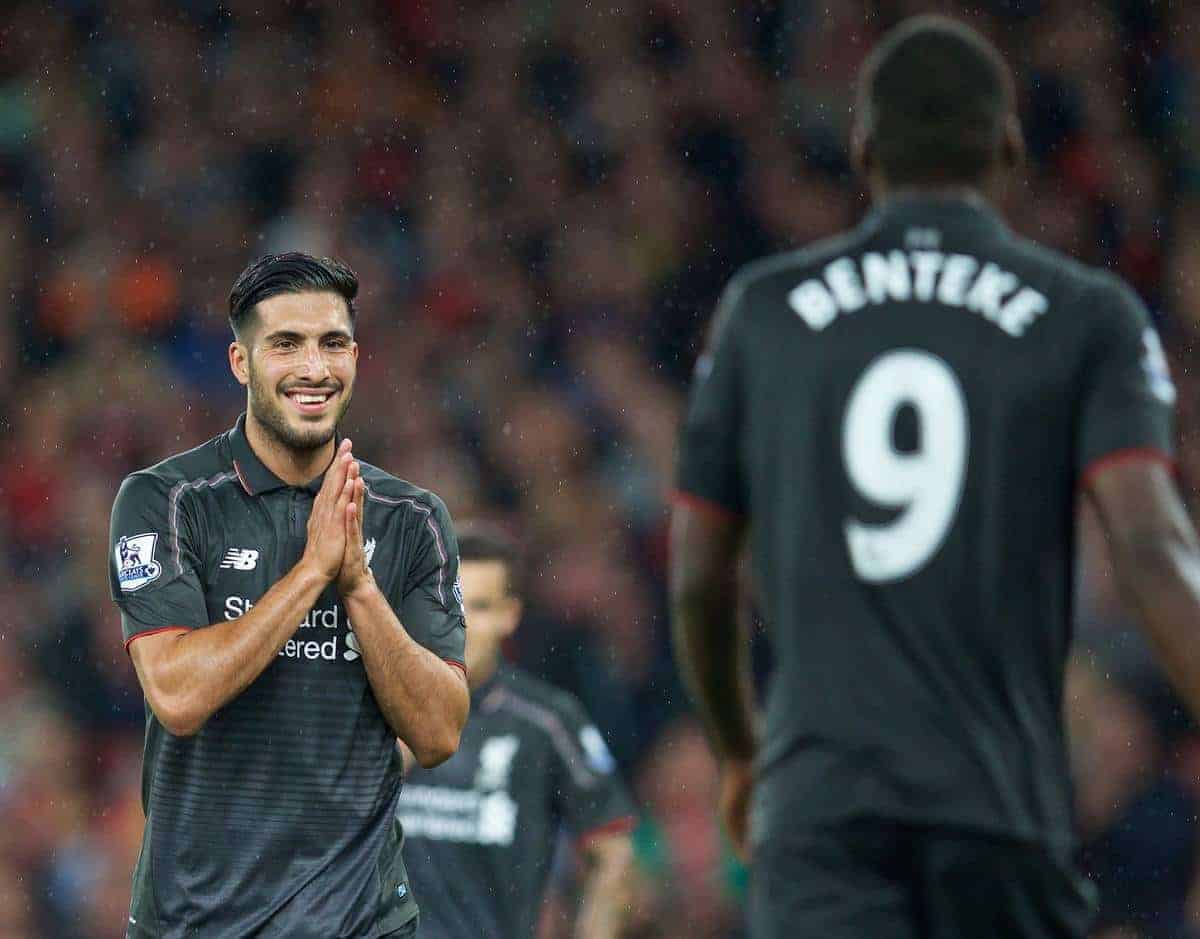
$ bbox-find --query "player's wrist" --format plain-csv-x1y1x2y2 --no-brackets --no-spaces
295,554,337,587
339,568,379,603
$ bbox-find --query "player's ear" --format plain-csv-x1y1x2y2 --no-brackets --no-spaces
229,340,250,387
850,119,873,181
1000,113,1025,174
501,596,523,638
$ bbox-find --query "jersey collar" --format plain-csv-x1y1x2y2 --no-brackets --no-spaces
229,413,340,496
863,191,1008,240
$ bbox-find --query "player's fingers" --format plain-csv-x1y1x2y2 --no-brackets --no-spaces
719,795,736,855
729,787,748,859
724,797,750,863
348,480,365,537
326,475,353,532
317,443,354,506
316,462,348,524
735,796,751,862
344,497,362,559
720,768,753,864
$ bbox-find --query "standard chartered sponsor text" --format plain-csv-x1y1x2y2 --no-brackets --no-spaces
224,596,356,661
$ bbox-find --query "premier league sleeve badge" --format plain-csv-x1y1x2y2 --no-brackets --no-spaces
116,532,164,592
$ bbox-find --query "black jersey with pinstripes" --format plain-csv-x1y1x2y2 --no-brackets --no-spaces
108,414,466,939
677,195,1176,856
397,664,636,939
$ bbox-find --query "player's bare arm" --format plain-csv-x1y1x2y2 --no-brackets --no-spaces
339,460,469,767
574,832,636,939
128,441,356,736
1087,458,1200,718
668,500,755,858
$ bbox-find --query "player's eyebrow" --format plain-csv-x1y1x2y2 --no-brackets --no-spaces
261,329,304,344
262,328,353,344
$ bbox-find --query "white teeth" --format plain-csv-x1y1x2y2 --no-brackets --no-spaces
291,392,330,404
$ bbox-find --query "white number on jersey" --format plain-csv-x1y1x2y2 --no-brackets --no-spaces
842,349,968,583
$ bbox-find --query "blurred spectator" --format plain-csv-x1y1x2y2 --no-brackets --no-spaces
1070,658,1199,939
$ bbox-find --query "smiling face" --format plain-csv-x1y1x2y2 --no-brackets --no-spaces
229,290,358,452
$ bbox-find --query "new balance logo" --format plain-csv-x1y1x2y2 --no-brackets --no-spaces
220,548,260,571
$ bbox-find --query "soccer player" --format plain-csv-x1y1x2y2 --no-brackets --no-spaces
671,15,1200,939
396,525,637,938
108,253,470,938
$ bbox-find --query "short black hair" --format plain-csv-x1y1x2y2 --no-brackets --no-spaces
228,252,359,339
858,15,1015,186
456,523,523,597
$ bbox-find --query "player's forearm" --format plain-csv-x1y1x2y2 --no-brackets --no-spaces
342,578,469,765
138,561,330,735
669,507,755,762
575,837,635,939
671,582,756,762
1116,533,1200,718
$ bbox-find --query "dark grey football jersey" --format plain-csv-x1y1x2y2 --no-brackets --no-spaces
677,195,1176,854
397,664,636,939
108,415,466,938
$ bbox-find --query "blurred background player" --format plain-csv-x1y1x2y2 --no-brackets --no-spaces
398,525,637,938
672,14,1200,939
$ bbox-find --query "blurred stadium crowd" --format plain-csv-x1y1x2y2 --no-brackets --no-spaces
3,0,1200,936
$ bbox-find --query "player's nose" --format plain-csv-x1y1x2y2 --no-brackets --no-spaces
297,342,332,380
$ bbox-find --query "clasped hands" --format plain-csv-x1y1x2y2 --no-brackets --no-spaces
303,438,374,599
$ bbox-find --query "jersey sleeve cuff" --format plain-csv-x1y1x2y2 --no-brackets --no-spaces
577,814,638,850
124,625,191,653
670,489,744,523
1079,447,1177,492
443,658,468,678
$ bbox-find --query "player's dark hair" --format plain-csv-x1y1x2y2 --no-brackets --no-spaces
228,252,359,338
858,15,1015,186
457,523,524,598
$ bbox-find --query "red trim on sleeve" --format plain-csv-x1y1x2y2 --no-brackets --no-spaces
670,489,743,523
577,814,638,850
1079,447,1177,492
444,659,468,678
124,626,190,654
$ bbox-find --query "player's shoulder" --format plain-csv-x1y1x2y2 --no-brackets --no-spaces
726,229,869,304
115,430,235,501
356,461,451,519
713,230,873,340
495,666,593,728
492,667,620,774
1006,232,1144,319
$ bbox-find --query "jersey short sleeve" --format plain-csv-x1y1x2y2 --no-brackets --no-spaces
109,473,209,644
400,495,467,667
1076,277,1176,481
550,694,637,847
676,278,747,515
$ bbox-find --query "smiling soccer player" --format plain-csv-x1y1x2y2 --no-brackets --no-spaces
108,253,469,939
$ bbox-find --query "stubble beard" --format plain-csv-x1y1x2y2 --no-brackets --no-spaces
246,360,353,453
